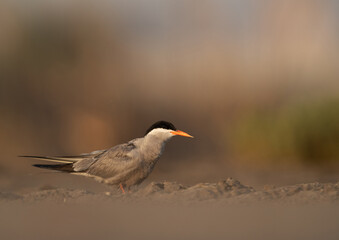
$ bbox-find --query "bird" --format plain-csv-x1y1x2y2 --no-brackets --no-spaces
20,121,193,193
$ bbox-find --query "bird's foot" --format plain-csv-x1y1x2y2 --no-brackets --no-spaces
119,183,126,194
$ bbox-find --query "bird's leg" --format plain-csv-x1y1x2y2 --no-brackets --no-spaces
119,183,126,194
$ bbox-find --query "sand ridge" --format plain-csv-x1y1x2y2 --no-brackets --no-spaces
1,178,339,205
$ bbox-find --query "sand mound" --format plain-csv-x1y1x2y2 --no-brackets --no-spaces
2,178,339,204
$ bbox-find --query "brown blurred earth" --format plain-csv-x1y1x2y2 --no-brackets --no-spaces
1,178,339,240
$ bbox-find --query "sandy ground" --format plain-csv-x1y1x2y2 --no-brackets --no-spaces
1,178,339,240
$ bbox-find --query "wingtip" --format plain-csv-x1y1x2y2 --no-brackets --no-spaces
32,164,43,168
18,155,46,159
32,163,75,172
19,155,77,164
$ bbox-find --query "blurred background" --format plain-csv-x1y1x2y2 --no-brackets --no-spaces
1,0,339,191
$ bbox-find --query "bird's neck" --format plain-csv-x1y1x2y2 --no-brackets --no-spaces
140,134,171,162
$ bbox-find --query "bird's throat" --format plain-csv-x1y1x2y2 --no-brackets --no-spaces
141,134,170,163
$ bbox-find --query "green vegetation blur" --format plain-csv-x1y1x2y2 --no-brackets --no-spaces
228,98,339,165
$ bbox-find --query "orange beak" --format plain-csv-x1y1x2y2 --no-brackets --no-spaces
171,130,194,138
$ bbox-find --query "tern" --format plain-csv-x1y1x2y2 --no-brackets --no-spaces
21,121,193,193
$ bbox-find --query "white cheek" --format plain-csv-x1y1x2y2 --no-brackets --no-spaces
148,128,174,141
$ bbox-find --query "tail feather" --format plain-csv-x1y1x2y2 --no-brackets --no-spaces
20,151,106,173
19,155,79,163
19,150,106,163
33,163,74,172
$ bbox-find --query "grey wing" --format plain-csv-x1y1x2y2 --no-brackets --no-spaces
20,149,107,164
22,149,108,173
85,141,139,178
58,149,107,162
72,149,107,171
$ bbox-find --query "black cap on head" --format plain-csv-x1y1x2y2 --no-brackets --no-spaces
145,121,177,135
